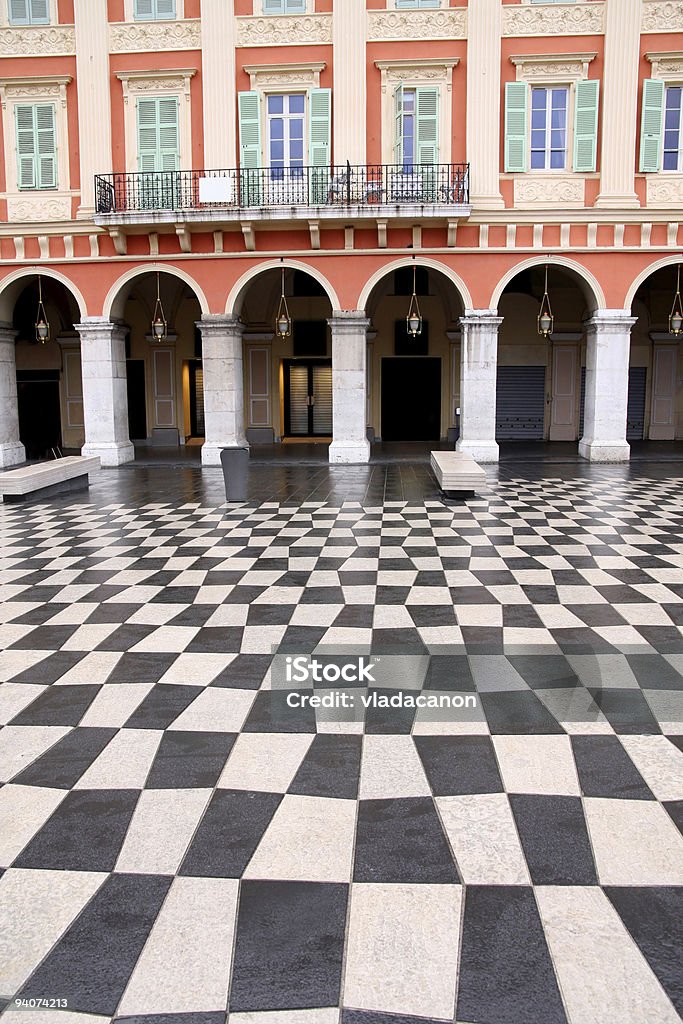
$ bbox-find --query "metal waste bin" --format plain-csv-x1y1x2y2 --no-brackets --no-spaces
220,447,250,502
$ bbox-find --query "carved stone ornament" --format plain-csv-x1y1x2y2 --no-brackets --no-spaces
503,3,605,36
646,176,683,207
110,20,201,53
7,194,72,222
368,9,466,41
514,176,585,207
513,56,594,83
0,78,71,109
236,14,332,47
642,1,683,33
647,54,683,80
0,25,75,57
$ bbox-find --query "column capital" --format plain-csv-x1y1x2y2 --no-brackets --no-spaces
460,309,503,329
196,315,244,339
328,311,371,334
584,310,637,333
76,318,127,342
0,324,18,346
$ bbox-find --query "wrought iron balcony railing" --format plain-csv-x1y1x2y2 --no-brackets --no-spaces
94,163,470,215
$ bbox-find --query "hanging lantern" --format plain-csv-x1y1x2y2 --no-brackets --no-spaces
35,276,50,344
537,262,554,338
275,261,291,340
669,263,683,337
151,272,167,341
406,259,422,338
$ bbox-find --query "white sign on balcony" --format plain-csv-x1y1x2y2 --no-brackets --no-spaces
198,176,234,203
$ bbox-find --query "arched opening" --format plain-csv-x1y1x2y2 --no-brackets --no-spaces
237,266,334,446
630,262,683,445
497,264,598,448
363,262,466,444
8,275,83,460
107,270,203,451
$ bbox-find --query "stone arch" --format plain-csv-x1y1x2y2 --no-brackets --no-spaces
624,255,683,312
226,259,340,316
357,257,473,313
489,256,606,312
102,264,209,321
0,267,87,323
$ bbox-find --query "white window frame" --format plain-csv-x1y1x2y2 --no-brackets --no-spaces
529,85,570,171
663,84,683,172
266,92,307,175
375,58,458,166
393,0,446,9
116,69,195,173
0,76,70,195
243,63,324,168
124,0,184,21
1,0,56,26
260,0,313,14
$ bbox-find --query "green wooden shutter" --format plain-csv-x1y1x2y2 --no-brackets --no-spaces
29,0,50,21
394,85,405,164
35,104,56,187
238,91,262,205
158,97,179,170
16,105,37,189
137,97,161,171
572,79,599,172
639,78,665,173
134,0,155,20
505,81,528,172
8,0,29,24
416,87,439,165
310,88,331,203
155,0,176,17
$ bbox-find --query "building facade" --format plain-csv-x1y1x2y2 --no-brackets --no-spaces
0,0,682,468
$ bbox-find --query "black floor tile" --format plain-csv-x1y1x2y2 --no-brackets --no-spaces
10,684,101,726
480,691,565,734
107,653,178,684
288,734,362,800
414,735,503,795
145,731,236,789
124,684,201,730
179,789,281,878
13,727,117,789
571,735,654,799
353,797,459,883
510,794,597,885
229,880,348,1012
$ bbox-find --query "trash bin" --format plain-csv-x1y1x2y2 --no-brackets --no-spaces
220,447,249,502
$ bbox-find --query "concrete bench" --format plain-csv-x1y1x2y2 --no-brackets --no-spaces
0,456,100,503
430,450,487,498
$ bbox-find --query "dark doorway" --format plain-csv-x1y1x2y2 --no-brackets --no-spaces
126,360,147,440
189,361,205,437
16,370,62,459
283,360,333,437
381,358,441,441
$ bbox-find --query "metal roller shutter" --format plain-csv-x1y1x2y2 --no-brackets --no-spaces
312,364,333,435
496,365,546,440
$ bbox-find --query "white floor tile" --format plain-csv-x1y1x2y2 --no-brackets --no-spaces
167,688,255,732
437,794,531,885
359,735,431,799
115,788,212,874
0,726,70,783
217,733,313,792
74,729,162,790
493,735,581,795
0,785,66,867
584,798,683,885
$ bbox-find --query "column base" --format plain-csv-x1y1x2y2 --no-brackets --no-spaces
578,440,630,462
81,441,135,467
456,439,499,463
201,441,249,466
0,441,26,468
594,193,640,210
328,440,371,464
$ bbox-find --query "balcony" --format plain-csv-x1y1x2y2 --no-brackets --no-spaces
93,163,471,235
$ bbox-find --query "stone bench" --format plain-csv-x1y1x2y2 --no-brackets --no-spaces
430,450,487,498
0,456,101,503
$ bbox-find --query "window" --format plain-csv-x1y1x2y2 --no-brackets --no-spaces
8,0,49,23
15,103,56,189
267,94,305,179
394,86,439,168
505,79,599,173
262,0,306,13
395,0,440,8
137,97,179,172
530,87,568,170
663,86,682,171
134,0,176,20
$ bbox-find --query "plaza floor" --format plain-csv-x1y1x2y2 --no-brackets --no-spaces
0,460,682,1024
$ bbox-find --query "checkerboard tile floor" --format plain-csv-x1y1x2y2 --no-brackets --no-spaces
0,471,682,1023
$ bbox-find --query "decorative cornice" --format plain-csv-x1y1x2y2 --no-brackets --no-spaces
642,1,683,33
116,68,196,101
0,25,75,57
368,8,466,41
236,14,332,47
243,62,325,90
109,20,200,53
503,3,605,36
646,52,683,80
0,76,71,108
514,177,586,208
511,53,596,83
375,57,459,90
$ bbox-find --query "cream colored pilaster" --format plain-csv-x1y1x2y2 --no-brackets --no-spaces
333,0,366,165
74,0,112,217
466,0,504,210
595,0,641,209
201,0,236,168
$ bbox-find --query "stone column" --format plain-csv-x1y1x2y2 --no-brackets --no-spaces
579,310,635,462
0,325,25,468
328,312,370,464
466,0,505,210
197,315,248,466
456,310,502,462
78,318,134,466
74,0,112,217
333,0,366,165
200,0,237,168
595,0,640,209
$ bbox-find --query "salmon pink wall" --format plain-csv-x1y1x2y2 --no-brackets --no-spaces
108,0,125,21
58,0,74,23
